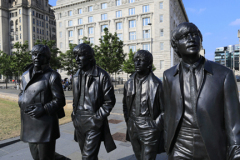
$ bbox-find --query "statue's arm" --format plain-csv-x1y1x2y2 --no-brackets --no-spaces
95,74,116,119
44,72,66,115
154,81,164,131
223,70,240,160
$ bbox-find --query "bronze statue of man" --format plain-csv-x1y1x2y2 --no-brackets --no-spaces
163,22,240,160
72,43,116,160
123,50,164,160
18,45,66,160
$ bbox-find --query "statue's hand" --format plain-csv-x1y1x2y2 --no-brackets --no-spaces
26,104,45,118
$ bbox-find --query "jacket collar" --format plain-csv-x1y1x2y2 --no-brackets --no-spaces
74,65,98,77
173,56,213,76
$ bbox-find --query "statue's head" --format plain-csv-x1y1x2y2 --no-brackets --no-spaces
31,45,51,69
171,22,202,58
134,50,153,75
73,43,96,70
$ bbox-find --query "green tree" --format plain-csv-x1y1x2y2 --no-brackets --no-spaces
94,28,126,76
122,49,135,74
34,40,62,70
60,43,78,76
0,51,13,88
11,41,31,80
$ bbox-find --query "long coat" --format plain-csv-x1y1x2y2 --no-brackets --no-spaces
122,72,164,153
72,65,116,153
18,64,66,143
163,57,240,160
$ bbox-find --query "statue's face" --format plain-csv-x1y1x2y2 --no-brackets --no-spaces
75,52,91,70
176,27,201,58
31,50,47,68
134,53,150,75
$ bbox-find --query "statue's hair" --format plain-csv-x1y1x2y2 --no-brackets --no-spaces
73,43,96,66
134,50,153,71
31,44,51,62
171,22,203,58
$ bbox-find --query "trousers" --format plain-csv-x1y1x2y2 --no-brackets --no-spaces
169,127,209,160
29,141,56,160
73,111,103,160
127,116,160,160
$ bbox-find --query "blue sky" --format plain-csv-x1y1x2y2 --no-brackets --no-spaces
49,0,240,60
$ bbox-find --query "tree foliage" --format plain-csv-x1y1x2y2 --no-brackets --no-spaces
94,28,126,74
122,49,135,74
34,40,62,70
60,43,78,76
0,51,13,87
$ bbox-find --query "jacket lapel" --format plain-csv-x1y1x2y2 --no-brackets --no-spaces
148,72,159,110
73,70,80,108
127,74,135,111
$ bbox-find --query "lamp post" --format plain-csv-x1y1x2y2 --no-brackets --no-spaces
148,23,152,53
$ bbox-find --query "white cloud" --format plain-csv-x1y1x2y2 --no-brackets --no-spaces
204,32,212,36
229,19,240,26
186,8,206,14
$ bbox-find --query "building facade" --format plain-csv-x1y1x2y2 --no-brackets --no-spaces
0,0,56,81
215,44,240,71
53,0,189,79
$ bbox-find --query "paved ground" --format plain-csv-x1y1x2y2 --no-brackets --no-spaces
0,86,168,160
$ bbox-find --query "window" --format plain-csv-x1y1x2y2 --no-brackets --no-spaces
88,16,93,23
33,18,35,24
59,13,62,18
143,5,149,13
129,8,135,15
129,31,136,40
143,30,150,39
60,42,63,48
69,40,73,44
129,20,136,28
19,25,21,31
101,3,107,9
116,22,122,30
33,34,35,40
143,18,150,26
16,35,18,40
78,39,83,44
33,27,35,32
19,9,21,15
37,20,39,26
101,25,108,32
116,0,121,6
40,30,41,34
19,17,21,23
90,37,94,44
32,11,35,16
129,0,135,3
20,34,21,39
129,45,136,52
47,31,48,35
37,28,39,33
143,43,150,51
69,30,73,37
42,30,44,35
78,29,83,35
46,16,48,21
68,11,72,16
89,27,94,34
46,23,48,28
160,2,163,9
88,6,93,12
160,15,163,22
59,32,62,38
78,8,82,14
42,22,44,27
116,11,122,18
59,22,62,27
160,60,164,69
68,20,73,26
117,33,123,41
160,29,164,37
160,42,164,50
101,14,107,20
78,18,83,25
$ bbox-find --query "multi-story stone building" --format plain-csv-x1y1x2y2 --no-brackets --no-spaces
53,0,189,79
0,0,56,81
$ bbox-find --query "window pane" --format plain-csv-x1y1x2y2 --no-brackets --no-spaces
78,39,83,44
160,2,163,9
129,32,136,40
79,29,83,35
68,20,72,26
129,45,136,52
116,11,122,17
89,27,94,34
101,25,108,32
143,30,150,39
90,37,94,44
69,31,73,37
117,33,123,41
101,14,107,20
116,22,122,30
160,15,163,22
68,11,72,16
129,8,135,15
129,20,136,28
143,5,149,13
129,0,135,3
88,17,93,23
143,18,150,26
101,3,107,9
160,42,164,50
78,9,82,14
143,43,150,51
160,29,164,37
89,6,93,12
78,18,82,24
116,0,121,6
